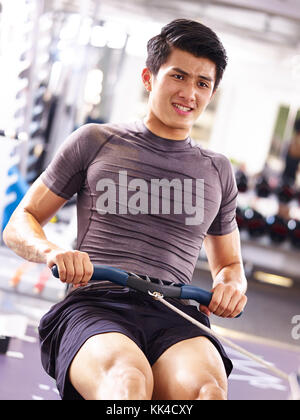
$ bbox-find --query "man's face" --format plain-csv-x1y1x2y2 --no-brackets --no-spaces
143,48,216,139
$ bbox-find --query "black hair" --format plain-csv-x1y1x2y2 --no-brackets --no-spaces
146,19,228,91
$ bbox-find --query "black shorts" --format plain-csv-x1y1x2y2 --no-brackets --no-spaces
38,281,233,400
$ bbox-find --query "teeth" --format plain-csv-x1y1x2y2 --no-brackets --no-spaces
174,104,192,112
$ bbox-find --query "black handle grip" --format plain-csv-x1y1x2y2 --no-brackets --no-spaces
51,264,242,317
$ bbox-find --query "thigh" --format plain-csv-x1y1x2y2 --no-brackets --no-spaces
151,336,228,400
69,332,154,400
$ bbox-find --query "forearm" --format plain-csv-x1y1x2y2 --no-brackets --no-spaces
3,210,61,264
212,262,247,294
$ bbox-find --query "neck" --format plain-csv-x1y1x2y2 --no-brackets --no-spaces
143,115,190,141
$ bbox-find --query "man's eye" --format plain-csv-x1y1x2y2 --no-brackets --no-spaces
173,74,184,80
198,81,209,88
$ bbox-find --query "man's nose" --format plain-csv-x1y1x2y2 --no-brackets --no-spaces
178,81,197,103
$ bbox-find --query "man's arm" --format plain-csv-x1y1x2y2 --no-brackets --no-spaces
202,228,247,318
3,178,93,287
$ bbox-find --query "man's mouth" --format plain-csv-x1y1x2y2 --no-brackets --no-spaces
172,103,194,114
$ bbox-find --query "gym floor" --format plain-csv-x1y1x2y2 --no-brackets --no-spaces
0,212,299,400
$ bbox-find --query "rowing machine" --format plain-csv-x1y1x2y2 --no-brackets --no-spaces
51,264,242,317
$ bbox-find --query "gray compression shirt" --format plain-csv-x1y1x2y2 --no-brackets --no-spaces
41,120,238,284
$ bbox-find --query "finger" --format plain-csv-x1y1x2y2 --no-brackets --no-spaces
81,254,94,285
72,251,85,285
221,290,241,318
199,305,211,317
230,295,247,318
63,253,76,284
73,282,85,289
54,255,67,283
214,290,233,317
208,284,225,314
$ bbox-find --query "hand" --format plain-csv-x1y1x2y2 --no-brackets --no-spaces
199,283,247,318
46,248,94,288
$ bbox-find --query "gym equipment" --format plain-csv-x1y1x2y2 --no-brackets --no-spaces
0,314,28,356
255,175,272,198
235,169,248,193
51,265,243,318
296,189,300,205
0,336,10,354
149,291,300,401
276,181,296,204
3,165,29,231
236,207,247,231
0,137,29,234
52,264,299,400
10,262,35,288
266,215,289,244
33,266,52,294
287,219,300,249
243,208,267,238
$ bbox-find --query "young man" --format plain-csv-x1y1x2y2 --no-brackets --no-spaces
3,19,247,400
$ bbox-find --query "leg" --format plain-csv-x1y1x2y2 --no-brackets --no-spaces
69,332,154,400
152,336,227,400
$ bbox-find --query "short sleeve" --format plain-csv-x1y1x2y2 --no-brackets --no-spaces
207,156,238,236
40,124,102,200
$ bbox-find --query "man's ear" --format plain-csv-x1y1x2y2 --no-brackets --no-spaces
142,68,152,92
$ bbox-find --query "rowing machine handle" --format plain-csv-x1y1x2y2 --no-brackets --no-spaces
180,285,212,306
180,285,243,318
51,265,242,317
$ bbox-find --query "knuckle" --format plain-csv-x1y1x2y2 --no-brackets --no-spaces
66,271,75,281
67,269,75,278
209,302,217,312
215,283,224,293
233,290,240,298
55,253,64,262
226,306,235,316
211,307,220,315
226,285,235,294
74,273,84,282
58,268,66,279
238,296,247,309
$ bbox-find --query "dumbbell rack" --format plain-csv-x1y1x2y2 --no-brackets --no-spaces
240,231,300,283
0,137,21,235
198,230,300,286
